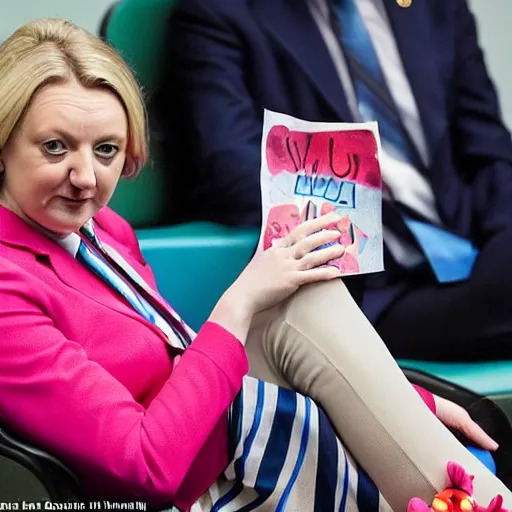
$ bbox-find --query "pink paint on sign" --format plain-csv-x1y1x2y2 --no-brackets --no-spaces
265,126,381,189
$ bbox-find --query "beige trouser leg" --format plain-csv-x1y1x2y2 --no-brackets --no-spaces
244,279,512,511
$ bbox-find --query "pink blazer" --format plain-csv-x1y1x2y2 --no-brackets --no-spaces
0,205,248,509
0,205,435,509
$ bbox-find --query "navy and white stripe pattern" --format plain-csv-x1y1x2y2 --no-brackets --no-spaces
60,226,388,512
201,377,390,512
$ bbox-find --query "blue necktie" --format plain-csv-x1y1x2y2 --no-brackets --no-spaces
333,0,478,282
75,236,189,350
80,222,194,342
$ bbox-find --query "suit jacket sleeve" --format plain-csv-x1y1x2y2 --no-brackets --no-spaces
451,0,512,243
163,0,263,226
0,260,248,507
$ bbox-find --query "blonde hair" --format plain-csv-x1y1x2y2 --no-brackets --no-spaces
0,18,148,177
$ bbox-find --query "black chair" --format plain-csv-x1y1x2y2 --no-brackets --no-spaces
0,425,82,502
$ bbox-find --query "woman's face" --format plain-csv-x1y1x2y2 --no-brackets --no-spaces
0,79,128,236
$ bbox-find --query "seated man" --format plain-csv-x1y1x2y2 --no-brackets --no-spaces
158,0,512,361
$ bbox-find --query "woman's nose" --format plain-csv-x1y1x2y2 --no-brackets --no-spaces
68,154,97,190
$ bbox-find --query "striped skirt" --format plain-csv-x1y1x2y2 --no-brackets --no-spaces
195,377,393,512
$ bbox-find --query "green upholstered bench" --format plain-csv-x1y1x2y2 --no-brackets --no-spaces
399,360,512,397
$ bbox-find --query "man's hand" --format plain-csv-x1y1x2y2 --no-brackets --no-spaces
434,395,499,452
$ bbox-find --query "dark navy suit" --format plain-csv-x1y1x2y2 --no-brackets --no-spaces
160,0,512,360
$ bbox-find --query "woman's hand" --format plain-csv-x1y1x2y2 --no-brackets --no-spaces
233,212,345,314
434,395,499,452
210,213,345,342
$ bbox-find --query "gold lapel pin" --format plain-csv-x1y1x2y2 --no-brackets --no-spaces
396,0,412,7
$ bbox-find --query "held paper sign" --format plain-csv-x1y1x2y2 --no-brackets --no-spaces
259,110,384,276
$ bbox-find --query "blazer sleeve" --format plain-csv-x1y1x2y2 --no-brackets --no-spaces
0,263,248,507
451,0,512,242
162,0,263,226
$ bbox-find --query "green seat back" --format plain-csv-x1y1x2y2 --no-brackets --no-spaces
398,360,512,397
105,0,179,227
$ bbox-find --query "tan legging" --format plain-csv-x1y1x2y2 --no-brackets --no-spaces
244,279,512,511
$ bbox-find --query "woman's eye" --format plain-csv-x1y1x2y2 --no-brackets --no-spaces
95,143,118,158
43,140,66,155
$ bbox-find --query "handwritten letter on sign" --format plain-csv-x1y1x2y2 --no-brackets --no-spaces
259,110,384,276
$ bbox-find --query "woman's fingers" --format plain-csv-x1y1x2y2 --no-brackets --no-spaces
293,229,341,258
295,265,341,285
299,243,345,270
287,212,341,244
460,421,500,452
434,395,499,452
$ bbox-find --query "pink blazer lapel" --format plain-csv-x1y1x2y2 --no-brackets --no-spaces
0,206,171,344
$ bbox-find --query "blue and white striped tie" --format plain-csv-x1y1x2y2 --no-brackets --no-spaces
333,0,479,282
76,239,188,350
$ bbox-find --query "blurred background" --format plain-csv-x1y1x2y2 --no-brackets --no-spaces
2,0,511,131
